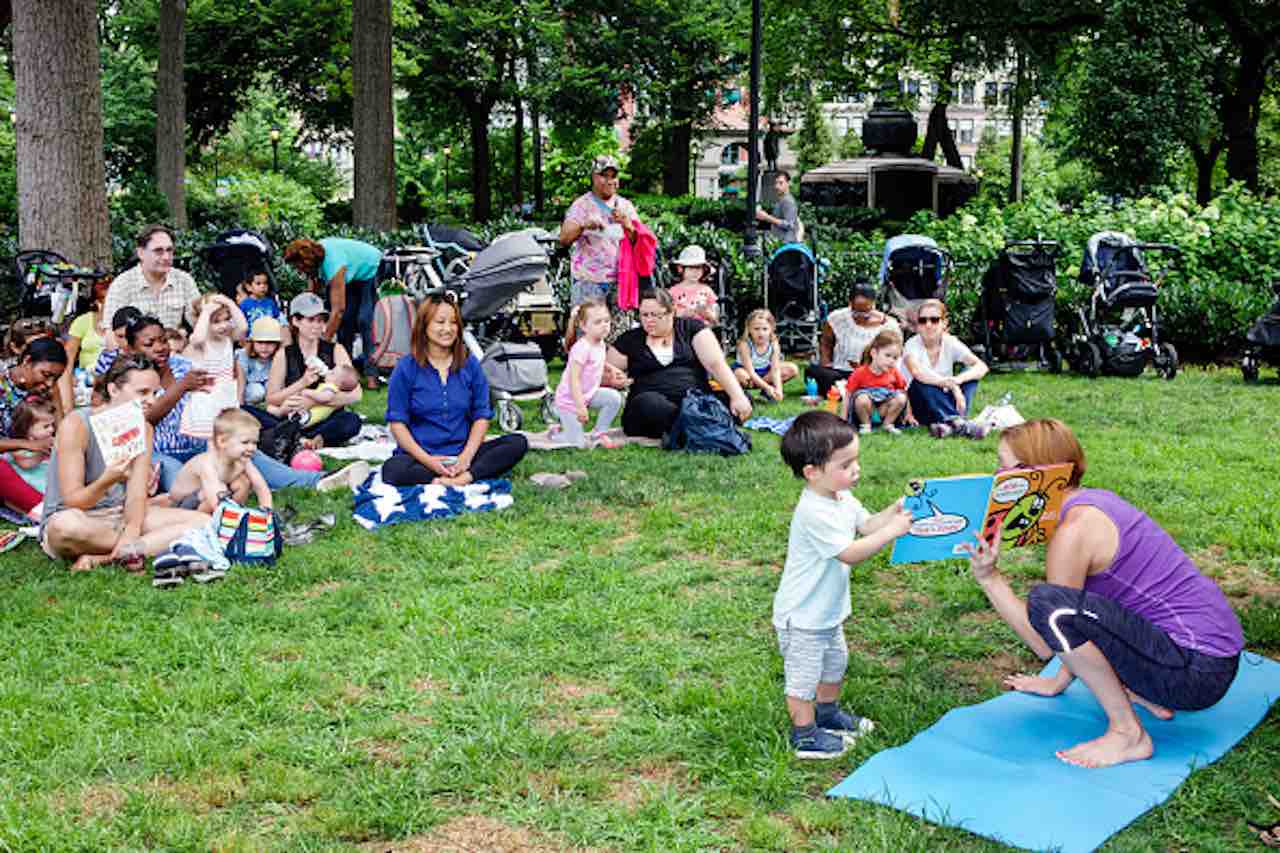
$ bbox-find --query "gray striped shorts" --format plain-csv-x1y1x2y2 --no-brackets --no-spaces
776,623,849,700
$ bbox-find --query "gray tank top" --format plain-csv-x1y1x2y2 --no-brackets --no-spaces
39,407,127,540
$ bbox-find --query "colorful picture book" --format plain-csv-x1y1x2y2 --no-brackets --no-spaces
88,400,146,468
889,463,1074,564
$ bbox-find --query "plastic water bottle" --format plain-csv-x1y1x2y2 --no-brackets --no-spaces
805,377,818,398
825,386,841,413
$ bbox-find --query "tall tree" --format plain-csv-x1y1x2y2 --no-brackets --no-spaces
156,0,188,227
351,0,397,230
12,0,111,268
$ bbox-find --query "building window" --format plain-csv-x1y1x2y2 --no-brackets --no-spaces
852,117,864,136
947,118,957,134
961,155,973,169
961,81,975,105
833,116,849,135
959,119,974,144
907,78,921,97
997,119,1012,137
720,144,742,165
1000,82,1013,106
984,82,998,106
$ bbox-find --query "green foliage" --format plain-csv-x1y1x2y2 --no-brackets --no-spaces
186,170,324,234
794,96,835,176
100,41,158,186
543,125,624,210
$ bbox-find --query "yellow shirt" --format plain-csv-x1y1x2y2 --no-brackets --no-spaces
68,311,106,371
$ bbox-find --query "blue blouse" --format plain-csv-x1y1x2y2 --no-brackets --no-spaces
386,354,493,457
152,355,204,456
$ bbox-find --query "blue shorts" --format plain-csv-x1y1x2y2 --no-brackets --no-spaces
850,387,902,405
732,363,771,378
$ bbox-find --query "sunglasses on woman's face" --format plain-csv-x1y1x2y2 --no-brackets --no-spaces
918,315,943,325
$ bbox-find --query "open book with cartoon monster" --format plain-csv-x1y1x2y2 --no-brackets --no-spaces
889,463,1074,564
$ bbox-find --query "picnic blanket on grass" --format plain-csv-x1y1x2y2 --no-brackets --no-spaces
743,415,797,435
828,653,1280,852
520,426,662,451
352,472,513,531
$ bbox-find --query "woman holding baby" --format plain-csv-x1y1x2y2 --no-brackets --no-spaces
261,292,363,449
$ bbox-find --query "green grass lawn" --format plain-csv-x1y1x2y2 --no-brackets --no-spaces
3,366,1279,851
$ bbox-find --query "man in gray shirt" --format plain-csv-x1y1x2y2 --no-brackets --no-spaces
756,172,801,243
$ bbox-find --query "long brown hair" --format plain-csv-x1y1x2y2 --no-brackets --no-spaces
411,295,467,372
10,399,56,440
1000,418,1087,488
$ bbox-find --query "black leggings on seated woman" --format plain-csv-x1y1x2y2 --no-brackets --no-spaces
380,434,530,486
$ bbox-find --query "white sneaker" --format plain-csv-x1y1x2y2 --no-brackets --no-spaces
317,461,370,492
857,423,872,435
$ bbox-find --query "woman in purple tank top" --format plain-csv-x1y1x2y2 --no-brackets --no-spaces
961,418,1243,770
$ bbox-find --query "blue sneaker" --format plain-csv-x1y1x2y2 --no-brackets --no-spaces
791,725,850,760
816,704,876,743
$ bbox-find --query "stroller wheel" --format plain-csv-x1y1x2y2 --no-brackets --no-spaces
1157,342,1178,380
1242,354,1260,383
1077,341,1103,378
539,393,557,427
1045,344,1064,374
496,399,523,432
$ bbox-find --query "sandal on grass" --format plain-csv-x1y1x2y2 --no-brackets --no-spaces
1246,820,1280,848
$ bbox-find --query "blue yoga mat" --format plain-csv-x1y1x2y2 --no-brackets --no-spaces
829,652,1280,852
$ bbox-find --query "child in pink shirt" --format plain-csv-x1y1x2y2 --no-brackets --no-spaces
551,300,622,448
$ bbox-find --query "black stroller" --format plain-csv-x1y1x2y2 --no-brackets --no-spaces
418,223,487,282
446,231,556,431
14,249,107,325
1242,279,1280,383
879,234,950,333
198,229,278,302
972,239,1063,372
1068,231,1179,379
764,242,822,354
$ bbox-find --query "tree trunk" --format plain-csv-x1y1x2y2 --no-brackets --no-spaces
156,0,187,228
351,0,397,230
532,100,544,214
511,56,524,209
12,0,111,269
469,106,493,221
661,119,692,196
1191,138,1224,204
1008,49,1025,205
1220,42,1266,192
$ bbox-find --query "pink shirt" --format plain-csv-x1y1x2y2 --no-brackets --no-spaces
669,283,718,319
554,338,607,415
565,191,638,284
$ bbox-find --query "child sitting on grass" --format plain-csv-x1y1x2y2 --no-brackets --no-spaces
236,318,282,406
732,308,797,403
775,410,913,759
839,328,909,434
551,299,622,447
3,398,57,496
168,408,271,513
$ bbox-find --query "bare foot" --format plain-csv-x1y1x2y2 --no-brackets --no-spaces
1056,726,1153,768
1126,688,1175,720
69,553,116,572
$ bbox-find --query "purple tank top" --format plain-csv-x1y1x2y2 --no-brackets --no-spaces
1064,489,1243,657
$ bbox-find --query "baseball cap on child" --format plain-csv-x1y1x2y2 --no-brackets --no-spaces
249,317,282,342
289,292,327,318
592,155,620,175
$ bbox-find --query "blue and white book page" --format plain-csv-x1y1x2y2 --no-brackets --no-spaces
890,474,995,564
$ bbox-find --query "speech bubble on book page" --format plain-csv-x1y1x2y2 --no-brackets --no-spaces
909,503,969,537
991,475,1031,503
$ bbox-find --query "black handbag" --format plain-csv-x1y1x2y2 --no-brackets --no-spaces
260,418,303,462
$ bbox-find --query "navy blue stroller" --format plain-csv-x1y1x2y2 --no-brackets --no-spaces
879,234,950,333
972,239,1063,372
764,242,822,354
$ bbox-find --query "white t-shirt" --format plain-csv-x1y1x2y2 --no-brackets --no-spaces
773,487,871,631
827,308,900,369
903,333,973,382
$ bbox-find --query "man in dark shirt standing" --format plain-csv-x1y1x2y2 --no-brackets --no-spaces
755,172,801,243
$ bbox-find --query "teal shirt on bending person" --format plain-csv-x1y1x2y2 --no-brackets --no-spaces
319,238,382,285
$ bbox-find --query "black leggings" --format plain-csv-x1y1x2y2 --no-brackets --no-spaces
621,391,680,439
380,434,529,486
1027,583,1239,711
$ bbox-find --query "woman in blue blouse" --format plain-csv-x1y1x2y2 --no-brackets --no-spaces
382,295,528,486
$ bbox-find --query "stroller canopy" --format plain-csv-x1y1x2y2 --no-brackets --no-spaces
459,232,549,322
199,229,275,297
426,224,486,253
879,234,942,287
1080,231,1144,283
766,243,818,318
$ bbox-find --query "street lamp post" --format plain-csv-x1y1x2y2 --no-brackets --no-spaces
442,146,452,212
269,126,281,172
742,0,763,258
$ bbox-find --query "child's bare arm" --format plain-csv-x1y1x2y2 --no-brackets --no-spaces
245,460,272,509
836,500,912,565
188,301,215,349
196,458,231,508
